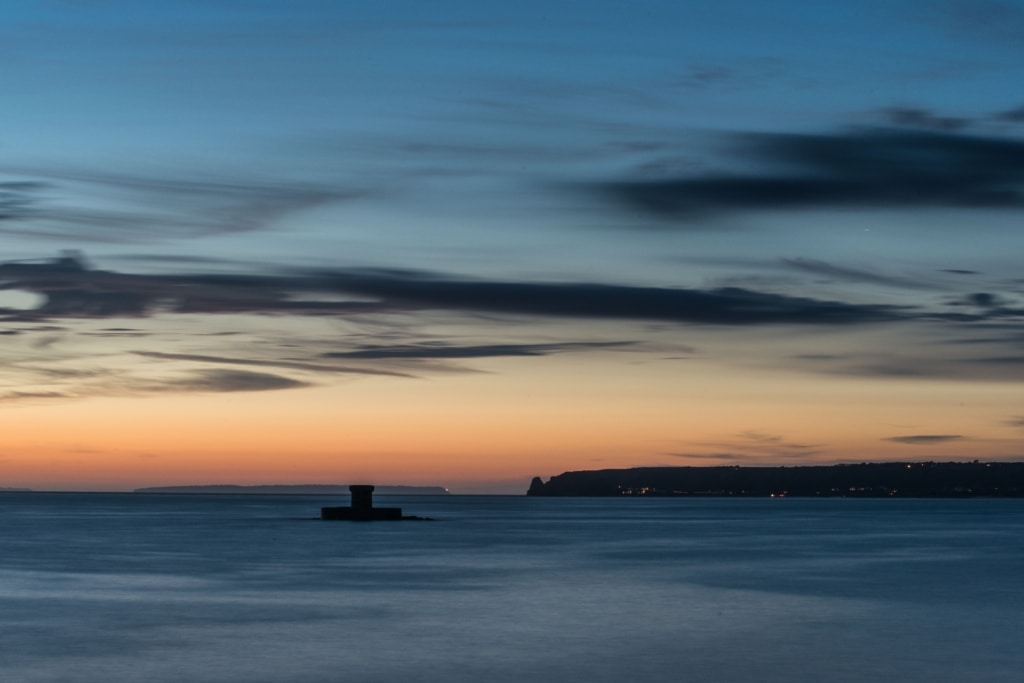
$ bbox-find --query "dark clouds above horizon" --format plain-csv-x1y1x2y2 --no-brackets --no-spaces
4,0,1024,479
5,110,1024,398
598,127,1024,219
1,245,1022,401
0,253,909,326
1,247,1021,334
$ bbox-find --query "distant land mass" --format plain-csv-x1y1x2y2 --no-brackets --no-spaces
134,484,450,495
528,462,1024,497
0,487,31,492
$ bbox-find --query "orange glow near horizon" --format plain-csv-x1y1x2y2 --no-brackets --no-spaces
2,352,1022,492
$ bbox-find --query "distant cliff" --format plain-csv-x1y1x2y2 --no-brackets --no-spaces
527,462,1024,497
134,484,450,495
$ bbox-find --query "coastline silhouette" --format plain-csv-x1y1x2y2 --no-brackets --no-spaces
528,461,1024,497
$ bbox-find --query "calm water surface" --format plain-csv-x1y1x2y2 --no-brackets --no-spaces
1,493,1022,682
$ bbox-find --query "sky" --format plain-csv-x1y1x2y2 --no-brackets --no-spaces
2,0,1024,492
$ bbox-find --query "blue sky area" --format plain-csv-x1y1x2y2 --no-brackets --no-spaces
2,0,1024,490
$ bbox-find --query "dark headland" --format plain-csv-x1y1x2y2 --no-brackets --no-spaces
528,462,1024,497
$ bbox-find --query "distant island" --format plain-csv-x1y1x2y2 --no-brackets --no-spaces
134,484,450,495
528,462,1024,497
0,487,31,492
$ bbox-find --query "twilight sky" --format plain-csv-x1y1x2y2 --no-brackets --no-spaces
3,0,1024,492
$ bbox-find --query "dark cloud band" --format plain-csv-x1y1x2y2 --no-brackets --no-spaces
599,128,1024,217
1,254,904,326
325,341,633,360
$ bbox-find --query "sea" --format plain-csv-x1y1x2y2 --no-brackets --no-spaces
1,493,1023,682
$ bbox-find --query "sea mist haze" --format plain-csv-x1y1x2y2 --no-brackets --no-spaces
1,493,1022,682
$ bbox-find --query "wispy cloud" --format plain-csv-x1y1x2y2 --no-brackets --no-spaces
0,182,43,221
324,341,633,360
133,351,415,378
942,0,1024,43
782,257,935,290
737,430,820,452
0,168,364,242
153,370,310,393
994,105,1024,123
798,351,1024,382
673,58,787,92
665,451,750,462
0,390,70,403
879,106,969,131
0,367,311,404
668,430,823,463
885,434,965,444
